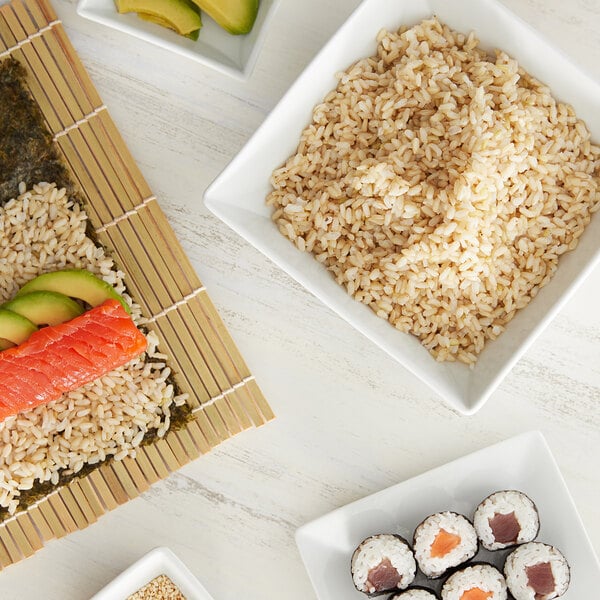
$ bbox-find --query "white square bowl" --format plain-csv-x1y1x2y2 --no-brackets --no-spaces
204,0,600,413
295,431,600,599
90,546,214,599
76,0,280,79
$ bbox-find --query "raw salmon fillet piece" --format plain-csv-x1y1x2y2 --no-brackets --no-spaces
0,299,147,420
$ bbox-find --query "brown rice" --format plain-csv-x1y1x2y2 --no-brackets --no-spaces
267,18,600,365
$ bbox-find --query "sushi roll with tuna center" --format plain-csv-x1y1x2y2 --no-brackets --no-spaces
504,542,570,600
474,491,539,551
351,534,417,595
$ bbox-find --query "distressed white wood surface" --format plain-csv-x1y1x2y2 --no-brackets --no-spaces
1,0,599,597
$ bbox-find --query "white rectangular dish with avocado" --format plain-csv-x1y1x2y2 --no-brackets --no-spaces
77,0,280,79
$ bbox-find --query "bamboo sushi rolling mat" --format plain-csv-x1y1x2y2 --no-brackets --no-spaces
0,0,273,569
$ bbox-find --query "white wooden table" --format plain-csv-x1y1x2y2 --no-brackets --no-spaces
1,0,599,597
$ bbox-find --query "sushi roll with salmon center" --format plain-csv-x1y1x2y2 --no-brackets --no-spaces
474,491,539,551
413,512,478,578
441,563,507,600
504,543,570,600
351,534,417,595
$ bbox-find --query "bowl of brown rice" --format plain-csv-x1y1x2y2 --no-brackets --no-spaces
204,0,600,414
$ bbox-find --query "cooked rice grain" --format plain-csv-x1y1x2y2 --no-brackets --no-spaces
0,182,186,515
267,18,600,365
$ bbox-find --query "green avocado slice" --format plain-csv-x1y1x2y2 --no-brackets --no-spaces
0,309,38,346
116,0,202,36
188,0,258,34
137,11,201,39
16,270,130,314
3,291,84,326
0,338,16,351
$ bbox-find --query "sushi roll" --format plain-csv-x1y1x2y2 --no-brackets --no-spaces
389,587,440,599
413,512,478,578
504,542,570,600
441,563,508,600
473,491,539,550
351,534,417,595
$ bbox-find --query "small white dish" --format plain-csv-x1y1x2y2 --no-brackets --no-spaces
204,0,600,414
295,431,600,599
91,546,213,600
76,0,280,79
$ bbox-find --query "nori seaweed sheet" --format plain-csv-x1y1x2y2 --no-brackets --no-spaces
0,58,73,204
0,57,192,523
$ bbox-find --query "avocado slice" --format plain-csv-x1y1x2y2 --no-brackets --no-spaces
137,11,201,39
116,0,202,37
3,291,84,326
16,270,130,314
137,11,179,30
188,0,258,34
0,338,16,351
0,309,38,347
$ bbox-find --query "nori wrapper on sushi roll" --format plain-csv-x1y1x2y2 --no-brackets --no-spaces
389,586,440,599
473,491,540,551
413,512,479,579
504,543,570,600
441,562,508,600
351,534,417,595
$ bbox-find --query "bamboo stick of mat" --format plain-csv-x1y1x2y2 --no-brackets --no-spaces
0,0,273,568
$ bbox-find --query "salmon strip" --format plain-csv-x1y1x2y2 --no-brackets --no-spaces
430,528,461,558
0,300,147,420
460,589,492,600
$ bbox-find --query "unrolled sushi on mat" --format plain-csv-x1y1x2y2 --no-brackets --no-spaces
0,58,190,518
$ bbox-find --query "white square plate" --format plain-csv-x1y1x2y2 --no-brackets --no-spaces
295,431,600,599
91,546,214,599
204,0,600,414
76,0,280,79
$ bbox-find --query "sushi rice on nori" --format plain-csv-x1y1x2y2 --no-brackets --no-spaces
351,534,417,595
473,491,539,550
441,563,507,600
504,542,570,600
413,512,478,578
0,183,187,516
389,587,439,599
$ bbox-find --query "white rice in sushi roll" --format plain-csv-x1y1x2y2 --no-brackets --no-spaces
441,564,507,600
390,588,439,600
413,512,478,578
351,534,416,594
504,543,570,600
474,491,539,550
